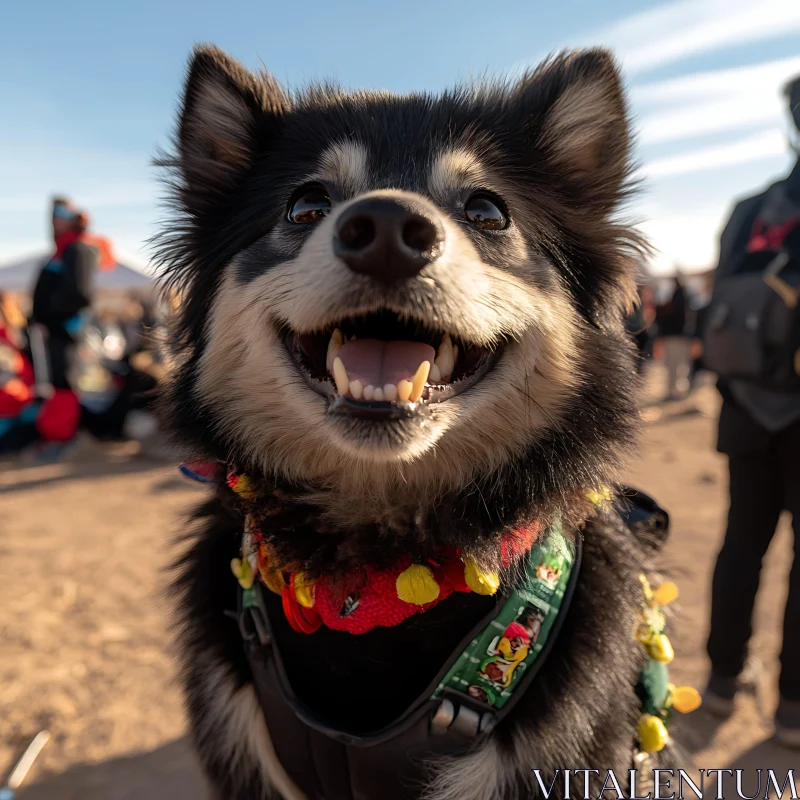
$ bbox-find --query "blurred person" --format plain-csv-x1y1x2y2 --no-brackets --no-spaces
703,74,800,748
657,273,690,400
30,199,98,392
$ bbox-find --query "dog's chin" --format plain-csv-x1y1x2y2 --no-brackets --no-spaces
325,409,445,463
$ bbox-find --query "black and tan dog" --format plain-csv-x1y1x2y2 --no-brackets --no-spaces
158,44,675,800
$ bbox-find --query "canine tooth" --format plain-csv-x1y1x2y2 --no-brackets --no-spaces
435,336,454,381
429,363,441,384
332,357,349,396
409,361,430,402
364,385,375,401
396,380,412,401
436,334,455,378
350,380,363,400
326,329,343,373
373,387,385,402
383,383,398,402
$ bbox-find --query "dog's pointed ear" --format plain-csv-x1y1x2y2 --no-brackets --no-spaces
517,49,632,205
177,45,288,203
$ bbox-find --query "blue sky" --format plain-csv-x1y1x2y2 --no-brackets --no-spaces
1,0,799,275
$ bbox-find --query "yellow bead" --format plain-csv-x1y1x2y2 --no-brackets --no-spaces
463,558,500,596
653,582,679,606
670,685,702,714
230,557,255,590
396,565,440,605
638,714,669,753
233,475,258,500
293,572,315,608
646,633,675,664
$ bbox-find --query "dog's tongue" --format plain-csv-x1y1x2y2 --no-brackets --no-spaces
338,339,435,387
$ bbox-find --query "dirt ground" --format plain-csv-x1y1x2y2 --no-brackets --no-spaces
1,368,797,798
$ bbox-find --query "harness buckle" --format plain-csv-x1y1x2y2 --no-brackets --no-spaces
430,697,496,739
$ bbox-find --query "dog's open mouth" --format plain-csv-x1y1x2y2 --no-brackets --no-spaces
284,311,502,419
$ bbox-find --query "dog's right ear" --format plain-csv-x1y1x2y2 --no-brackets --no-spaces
177,45,288,206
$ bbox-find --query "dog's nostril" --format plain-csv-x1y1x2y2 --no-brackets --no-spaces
402,216,439,253
337,215,376,251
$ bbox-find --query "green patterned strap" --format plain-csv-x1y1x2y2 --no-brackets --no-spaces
433,522,576,710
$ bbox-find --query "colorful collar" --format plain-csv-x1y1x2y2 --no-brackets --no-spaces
217,468,552,635
177,461,556,636
234,496,546,636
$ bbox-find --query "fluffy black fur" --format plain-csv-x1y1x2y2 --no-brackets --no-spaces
159,45,675,800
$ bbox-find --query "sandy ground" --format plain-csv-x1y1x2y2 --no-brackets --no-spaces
1,368,797,798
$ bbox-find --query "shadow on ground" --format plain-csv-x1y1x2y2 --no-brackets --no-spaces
17,738,209,800
0,440,186,495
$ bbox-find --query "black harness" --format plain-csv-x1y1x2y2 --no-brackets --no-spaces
237,539,582,800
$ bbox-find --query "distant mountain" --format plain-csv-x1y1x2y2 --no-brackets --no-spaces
0,251,154,291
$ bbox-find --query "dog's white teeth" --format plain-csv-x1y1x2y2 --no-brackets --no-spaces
350,379,363,400
363,384,376,401
326,328,343,373
429,363,442,384
373,387,385,402
332,356,349,396
435,334,455,382
409,361,430,403
396,380,412,401
383,383,398,402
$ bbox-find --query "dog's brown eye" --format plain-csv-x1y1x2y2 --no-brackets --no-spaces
464,194,508,231
287,185,332,224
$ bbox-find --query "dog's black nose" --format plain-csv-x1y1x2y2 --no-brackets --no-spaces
334,196,444,284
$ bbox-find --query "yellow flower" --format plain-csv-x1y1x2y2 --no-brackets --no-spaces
638,714,669,753
586,486,613,507
463,558,500,596
396,565,440,605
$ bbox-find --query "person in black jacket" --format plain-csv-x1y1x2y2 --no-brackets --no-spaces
31,198,98,390
704,75,800,749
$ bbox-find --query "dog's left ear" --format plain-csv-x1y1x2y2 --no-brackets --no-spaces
518,49,631,208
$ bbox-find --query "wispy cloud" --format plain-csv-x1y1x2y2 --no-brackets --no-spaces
631,56,800,106
643,129,787,180
635,56,800,146
595,0,800,76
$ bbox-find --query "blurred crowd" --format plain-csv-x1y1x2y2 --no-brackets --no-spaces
0,198,167,457
628,273,713,401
